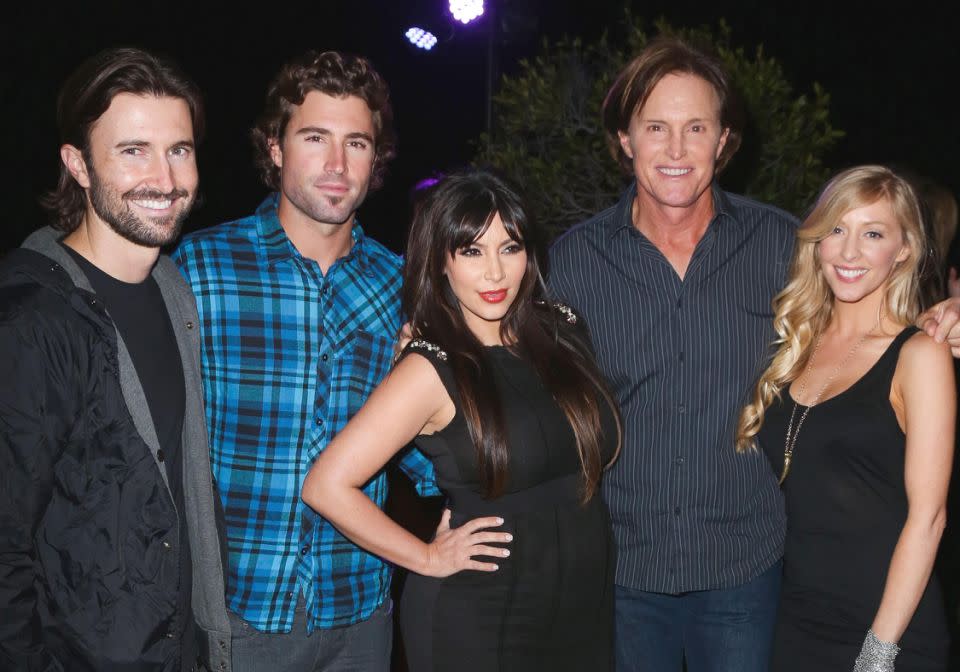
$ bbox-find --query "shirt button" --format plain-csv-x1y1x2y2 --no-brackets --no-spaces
165,631,175,639
316,417,324,426
321,353,329,362
301,545,310,556
287,591,295,599
162,541,172,549
678,404,686,414
675,456,684,465
186,321,194,330
157,449,166,463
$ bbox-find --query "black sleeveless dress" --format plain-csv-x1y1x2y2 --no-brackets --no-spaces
758,327,949,671
397,335,617,671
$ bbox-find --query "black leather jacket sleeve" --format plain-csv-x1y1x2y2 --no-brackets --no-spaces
0,315,61,671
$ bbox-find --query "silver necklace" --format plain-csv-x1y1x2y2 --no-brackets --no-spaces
780,319,879,485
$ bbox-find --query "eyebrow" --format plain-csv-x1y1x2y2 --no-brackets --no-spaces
115,139,195,150
468,237,523,247
639,117,712,124
294,126,374,143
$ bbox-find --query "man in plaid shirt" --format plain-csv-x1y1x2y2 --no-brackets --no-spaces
172,51,438,671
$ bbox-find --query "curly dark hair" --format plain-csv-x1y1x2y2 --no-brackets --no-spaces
41,47,204,233
251,51,397,191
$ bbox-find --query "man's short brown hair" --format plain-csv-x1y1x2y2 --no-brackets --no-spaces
601,36,743,174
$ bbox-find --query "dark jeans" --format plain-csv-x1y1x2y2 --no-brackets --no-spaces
614,560,781,672
228,597,392,672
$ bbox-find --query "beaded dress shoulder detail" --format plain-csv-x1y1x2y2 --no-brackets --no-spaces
553,302,577,325
407,338,448,361
535,299,578,325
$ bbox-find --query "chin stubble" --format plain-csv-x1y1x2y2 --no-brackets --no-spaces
88,168,193,247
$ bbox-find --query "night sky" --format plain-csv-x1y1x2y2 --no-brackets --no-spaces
3,0,958,254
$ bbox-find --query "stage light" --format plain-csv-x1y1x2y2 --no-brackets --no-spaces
449,0,484,24
414,176,442,191
405,27,438,50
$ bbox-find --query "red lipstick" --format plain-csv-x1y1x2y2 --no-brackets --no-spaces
479,290,508,303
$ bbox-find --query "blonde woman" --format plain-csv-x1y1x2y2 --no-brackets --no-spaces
737,166,955,671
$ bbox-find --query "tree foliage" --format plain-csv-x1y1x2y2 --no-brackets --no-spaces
474,15,844,239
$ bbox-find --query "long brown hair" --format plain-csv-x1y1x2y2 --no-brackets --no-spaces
404,170,621,501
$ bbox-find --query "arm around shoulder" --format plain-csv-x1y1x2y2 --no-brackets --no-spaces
917,296,960,357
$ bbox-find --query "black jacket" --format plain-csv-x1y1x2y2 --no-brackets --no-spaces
0,229,231,672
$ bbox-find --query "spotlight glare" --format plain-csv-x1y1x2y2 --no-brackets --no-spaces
405,27,438,50
449,0,484,24
414,176,442,191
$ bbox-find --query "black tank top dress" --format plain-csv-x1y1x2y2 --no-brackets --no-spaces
758,327,949,671
397,343,617,672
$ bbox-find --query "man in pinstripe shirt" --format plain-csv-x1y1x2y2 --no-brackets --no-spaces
548,36,794,671
550,35,960,672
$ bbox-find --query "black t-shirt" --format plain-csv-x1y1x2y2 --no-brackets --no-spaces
63,245,195,669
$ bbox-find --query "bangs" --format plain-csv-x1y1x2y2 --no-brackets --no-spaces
447,199,526,253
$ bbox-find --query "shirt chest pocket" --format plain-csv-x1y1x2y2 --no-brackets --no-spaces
330,329,396,422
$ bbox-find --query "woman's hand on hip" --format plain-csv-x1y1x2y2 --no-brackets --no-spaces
421,508,512,577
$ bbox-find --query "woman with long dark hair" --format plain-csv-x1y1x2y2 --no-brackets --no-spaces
302,170,621,671
736,166,955,671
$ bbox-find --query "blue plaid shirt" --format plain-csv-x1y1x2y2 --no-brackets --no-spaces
172,195,438,632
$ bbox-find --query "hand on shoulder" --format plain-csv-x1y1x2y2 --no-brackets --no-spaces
901,329,954,371
917,297,960,357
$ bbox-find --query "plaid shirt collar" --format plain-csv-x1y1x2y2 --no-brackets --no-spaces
254,193,374,276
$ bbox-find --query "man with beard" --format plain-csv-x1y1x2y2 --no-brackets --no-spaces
0,48,231,671
172,51,437,671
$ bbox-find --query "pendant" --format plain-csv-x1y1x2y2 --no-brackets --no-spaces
779,453,792,485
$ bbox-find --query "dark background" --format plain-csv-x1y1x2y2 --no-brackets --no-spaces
3,0,959,254
3,1,960,667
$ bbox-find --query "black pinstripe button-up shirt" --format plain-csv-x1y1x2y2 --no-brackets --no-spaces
548,183,797,594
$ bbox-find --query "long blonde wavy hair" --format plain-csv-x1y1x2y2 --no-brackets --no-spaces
736,165,928,453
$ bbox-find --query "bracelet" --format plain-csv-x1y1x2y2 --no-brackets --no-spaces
853,629,900,672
